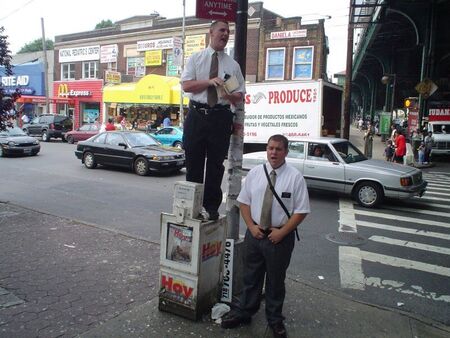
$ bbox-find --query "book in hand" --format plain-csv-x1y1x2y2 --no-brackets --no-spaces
223,74,239,94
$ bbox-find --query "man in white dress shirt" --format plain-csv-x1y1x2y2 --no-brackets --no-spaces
221,134,310,338
181,20,245,221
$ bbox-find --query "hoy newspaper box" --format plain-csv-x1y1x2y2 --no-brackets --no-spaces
159,213,226,320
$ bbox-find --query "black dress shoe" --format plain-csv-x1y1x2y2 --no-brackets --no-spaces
270,322,287,338
207,210,219,221
221,313,251,329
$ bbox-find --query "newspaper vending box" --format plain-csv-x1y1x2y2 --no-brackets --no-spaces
159,182,226,320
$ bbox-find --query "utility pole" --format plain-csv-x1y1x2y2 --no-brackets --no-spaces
343,0,354,139
226,0,248,240
178,0,186,127
41,18,50,114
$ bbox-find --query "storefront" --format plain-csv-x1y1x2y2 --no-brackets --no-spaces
53,80,103,130
103,74,188,129
1,62,47,118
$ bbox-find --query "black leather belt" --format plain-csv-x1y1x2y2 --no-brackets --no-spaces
190,100,230,115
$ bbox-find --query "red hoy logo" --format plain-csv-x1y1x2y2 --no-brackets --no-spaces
202,240,222,261
161,275,193,299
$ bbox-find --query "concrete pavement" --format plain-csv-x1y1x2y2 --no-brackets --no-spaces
1,200,449,338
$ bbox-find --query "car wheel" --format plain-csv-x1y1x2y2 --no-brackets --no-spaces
83,152,97,169
173,141,183,149
354,181,383,208
42,130,49,142
134,157,149,176
67,135,74,144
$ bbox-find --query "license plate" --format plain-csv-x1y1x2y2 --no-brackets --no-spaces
23,149,31,154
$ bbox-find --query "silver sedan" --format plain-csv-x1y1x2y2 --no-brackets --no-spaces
242,137,427,208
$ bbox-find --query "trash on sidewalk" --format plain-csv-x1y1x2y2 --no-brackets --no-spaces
318,276,324,280
63,244,76,248
397,302,404,307
211,303,230,321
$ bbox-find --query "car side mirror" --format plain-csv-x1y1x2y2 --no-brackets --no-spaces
118,142,127,148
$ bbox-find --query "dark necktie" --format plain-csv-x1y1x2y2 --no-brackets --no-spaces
260,170,276,230
207,52,218,107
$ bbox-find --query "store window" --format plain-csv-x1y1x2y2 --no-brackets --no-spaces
81,102,100,124
127,57,145,77
82,61,99,79
265,48,285,80
292,46,314,80
61,63,75,80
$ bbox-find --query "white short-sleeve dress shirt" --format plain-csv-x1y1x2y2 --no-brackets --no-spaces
181,46,245,105
237,162,310,228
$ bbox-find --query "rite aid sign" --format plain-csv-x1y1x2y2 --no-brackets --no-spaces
196,0,237,22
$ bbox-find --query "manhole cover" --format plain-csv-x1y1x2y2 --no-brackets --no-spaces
326,232,367,246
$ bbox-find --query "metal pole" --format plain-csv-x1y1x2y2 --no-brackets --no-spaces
226,0,247,240
343,0,354,140
41,18,50,114
178,0,186,127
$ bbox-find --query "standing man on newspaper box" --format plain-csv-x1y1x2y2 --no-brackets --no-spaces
181,20,245,221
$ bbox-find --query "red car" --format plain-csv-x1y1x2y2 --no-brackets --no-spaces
64,124,99,144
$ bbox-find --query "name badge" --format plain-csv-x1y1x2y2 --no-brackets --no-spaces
281,192,291,198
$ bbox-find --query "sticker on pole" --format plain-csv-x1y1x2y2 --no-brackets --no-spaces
221,239,234,303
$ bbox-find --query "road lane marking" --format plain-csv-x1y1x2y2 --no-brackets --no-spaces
423,191,450,197
382,205,450,218
360,251,450,277
354,209,450,229
357,220,450,241
418,195,450,202
364,277,450,303
339,246,364,290
338,199,357,232
369,235,450,255
425,185,450,192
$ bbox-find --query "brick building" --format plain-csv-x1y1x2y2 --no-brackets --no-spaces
53,2,329,128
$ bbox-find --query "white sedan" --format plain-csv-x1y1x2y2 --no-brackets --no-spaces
242,137,427,208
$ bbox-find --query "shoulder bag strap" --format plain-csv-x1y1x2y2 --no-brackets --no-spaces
263,164,300,241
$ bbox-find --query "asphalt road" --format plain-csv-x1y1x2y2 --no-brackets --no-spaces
1,141,449,325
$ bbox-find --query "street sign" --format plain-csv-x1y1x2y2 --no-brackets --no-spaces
196,0,237,22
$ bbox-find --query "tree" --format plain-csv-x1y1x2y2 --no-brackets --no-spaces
17,38,54,54
0,27,20,131
95,20,114,30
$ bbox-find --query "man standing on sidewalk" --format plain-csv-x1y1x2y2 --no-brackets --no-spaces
221,134,310,338
181,20,245,221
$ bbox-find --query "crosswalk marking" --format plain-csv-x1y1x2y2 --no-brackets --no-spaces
360,251,450,277
369,235,450,255
357,220,450,241
353,209,450,229
382,205,450,218
424,191,450,196
425,185,450,191
420,195,450,202
423,179,450,185
410,199,450,210
339,246,364,290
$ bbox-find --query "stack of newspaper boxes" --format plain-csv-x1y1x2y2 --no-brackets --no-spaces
159,181,226,320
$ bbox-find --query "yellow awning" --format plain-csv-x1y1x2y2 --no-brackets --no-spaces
103,74,189,105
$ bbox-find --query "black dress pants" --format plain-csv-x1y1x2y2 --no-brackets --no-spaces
236,229,295,325
182,105,233,213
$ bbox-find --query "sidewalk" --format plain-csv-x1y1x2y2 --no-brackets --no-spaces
349,125,385,161
1,203,449,338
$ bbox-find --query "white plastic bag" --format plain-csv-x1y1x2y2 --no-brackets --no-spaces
211,303,231,320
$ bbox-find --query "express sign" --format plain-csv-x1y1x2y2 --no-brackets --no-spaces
196,0,237,22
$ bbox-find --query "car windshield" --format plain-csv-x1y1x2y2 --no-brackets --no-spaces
123,132,160,147
0,127,27,137
333,141,367,164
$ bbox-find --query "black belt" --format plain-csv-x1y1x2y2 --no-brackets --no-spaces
190,100,230,115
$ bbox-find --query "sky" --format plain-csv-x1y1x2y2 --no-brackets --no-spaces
0,0,349,78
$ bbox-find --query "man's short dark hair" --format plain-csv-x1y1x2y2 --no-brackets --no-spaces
268,134,288,150
210,20,229,29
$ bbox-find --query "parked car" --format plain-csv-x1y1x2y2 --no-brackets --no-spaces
0,126,40,157
65,124,100,144
242,137,427,208
74,131,185,175
23,114,73,142
150,127,183,148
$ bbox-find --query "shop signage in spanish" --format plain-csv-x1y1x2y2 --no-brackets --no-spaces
270,29,307,39
105,70,121,84
145,50,163,66
137,38,174,51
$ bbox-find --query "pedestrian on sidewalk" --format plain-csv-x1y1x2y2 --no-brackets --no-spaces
384,139,395,162
221,134,310,338
181,20,245,221
394,129,406,164
424,131,434,164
